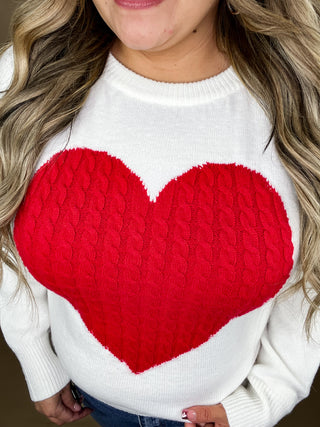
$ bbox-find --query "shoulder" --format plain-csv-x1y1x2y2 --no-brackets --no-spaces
0,45,14,94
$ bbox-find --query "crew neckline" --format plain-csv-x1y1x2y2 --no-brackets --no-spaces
102,51,244,106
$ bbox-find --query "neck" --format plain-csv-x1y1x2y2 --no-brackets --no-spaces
110,15,229,83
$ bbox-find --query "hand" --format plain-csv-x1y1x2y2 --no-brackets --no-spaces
34,382,92,425
182,403,230,427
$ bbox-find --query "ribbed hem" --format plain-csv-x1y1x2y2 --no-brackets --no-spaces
103,52,243,106
13,336,70,402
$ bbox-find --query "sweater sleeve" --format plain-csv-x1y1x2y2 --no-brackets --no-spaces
0,46,70,402
0,263,70,401
221,285,320,427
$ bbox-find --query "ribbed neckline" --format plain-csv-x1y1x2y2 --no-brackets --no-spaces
102,51,244,106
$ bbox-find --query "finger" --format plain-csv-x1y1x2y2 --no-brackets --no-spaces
72,407,93,420
186,424,205,427
182,405,221,424
61,383,82,412
183,416,206,426
35,397,73,421
50,405,92,424
183,423,207,427
52,401,77,423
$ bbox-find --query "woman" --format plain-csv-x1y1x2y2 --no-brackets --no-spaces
0,0,319,426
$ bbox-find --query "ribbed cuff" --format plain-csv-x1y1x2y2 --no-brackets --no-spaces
222,386,268,427
221,382,295,427
13,335,70,401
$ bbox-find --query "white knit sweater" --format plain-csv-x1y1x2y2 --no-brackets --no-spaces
0,47,319,427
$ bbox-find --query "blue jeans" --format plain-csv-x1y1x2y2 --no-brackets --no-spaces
74,384,184,427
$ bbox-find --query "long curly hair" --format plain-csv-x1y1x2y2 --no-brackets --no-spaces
0,0,319,334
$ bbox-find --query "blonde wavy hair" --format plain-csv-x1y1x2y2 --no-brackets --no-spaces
0,0,319,334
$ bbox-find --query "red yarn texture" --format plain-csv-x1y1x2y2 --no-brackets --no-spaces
14,148,293,373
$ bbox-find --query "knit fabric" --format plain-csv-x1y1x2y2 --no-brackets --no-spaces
14,149,294,374
1,47,319,427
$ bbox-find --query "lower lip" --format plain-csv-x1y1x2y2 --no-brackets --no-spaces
115,0,164,10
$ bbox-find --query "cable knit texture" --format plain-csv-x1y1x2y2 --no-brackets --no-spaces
14,148,293,373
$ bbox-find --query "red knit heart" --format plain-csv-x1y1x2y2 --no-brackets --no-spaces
14,148,293,373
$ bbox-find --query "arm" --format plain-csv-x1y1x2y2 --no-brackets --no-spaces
0,45,70,401
0,263,93,425
0,46,91,424
182,285,320,427
0,263,70,401
221,285,320,427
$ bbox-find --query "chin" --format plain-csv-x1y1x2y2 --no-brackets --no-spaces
122,42,161,51
114,25,170,51
118,38,166,52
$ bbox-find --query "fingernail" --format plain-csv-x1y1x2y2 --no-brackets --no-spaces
74,402,82,411
181,410,188,420
181,410,197,422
